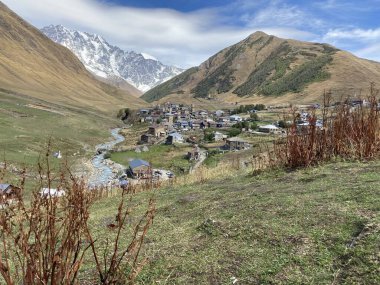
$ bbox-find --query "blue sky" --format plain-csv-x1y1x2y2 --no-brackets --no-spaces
3,0,380,67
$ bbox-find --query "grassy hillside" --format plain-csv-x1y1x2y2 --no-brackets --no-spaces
233,44,335,97
0,91,120,166
141,31,380,105
0,2,146,113
89,159,380,284
94,74,143,98
141,67,198,102
190,43,247,98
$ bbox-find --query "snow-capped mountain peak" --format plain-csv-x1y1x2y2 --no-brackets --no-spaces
141,53,158,61
41,25,183,92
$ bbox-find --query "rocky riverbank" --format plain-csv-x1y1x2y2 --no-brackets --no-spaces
86,128,126,188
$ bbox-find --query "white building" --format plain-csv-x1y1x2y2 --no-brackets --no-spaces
40,188,65,198
229,115,242,122
258,125,279,134
215,110,225,117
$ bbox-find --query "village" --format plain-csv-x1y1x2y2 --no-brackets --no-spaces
105,101,328,186
1,98,377,202
108,97,380,186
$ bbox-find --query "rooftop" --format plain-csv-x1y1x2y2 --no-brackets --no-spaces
0,184,10,191
129,159,150,169
227,137,249,143
259,124,279,129
168,132,183,139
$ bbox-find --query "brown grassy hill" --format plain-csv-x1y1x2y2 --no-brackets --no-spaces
0,2,147,113
142,31,380,105
94,75,143,98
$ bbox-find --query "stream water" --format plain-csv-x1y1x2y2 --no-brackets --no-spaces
88,128,125,187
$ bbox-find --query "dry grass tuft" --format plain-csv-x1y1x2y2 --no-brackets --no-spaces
0,147,155,284
274,84,380,168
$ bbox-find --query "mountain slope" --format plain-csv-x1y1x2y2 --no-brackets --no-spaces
0,2,146,113
94,75,142,98
41,25,184,92
142,31,380,104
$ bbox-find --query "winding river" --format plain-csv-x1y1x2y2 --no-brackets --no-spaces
88,128,125,187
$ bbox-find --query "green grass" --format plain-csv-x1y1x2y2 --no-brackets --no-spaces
191,43,246,98
203,151,224,167
233,42,292,97
141,67,199,102
233,43,336,97
0,92,120,167
89,159,380,284
260,54,333,96
110,144,194,174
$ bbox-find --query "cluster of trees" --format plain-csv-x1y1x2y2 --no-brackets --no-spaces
206,119,259,140
192,45,245,98
203,130,215,142
231,104,266,114
232,121,258,131
117,107,131,121
233,43,292,97
191,64,235,97
250,113,259,121
234,43,337,97
117,108,139,123
227,127,242,137
260,55,333,96
277,120,291,128
271,57,293,81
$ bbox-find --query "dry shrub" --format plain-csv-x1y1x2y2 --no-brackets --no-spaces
275,84,380,168
86,185,155,285
0,150,155,285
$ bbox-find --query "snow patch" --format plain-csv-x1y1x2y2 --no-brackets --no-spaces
141,52,158,61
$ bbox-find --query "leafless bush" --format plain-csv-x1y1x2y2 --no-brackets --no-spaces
275,84,380,168
86,185,155,285
0,149,155,284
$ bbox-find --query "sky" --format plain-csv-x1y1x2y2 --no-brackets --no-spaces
2,0,380,68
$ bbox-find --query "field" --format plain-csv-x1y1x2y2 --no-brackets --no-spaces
0,92,121,167
110,144,195,174
89,159,380,284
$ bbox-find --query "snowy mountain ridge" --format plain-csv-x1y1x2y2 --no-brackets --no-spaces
41,25,183,92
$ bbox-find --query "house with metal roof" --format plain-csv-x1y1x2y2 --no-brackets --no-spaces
258,124,279,134
166,132,184,145
225,137,252,151
229,115,243,122
0,184,21,203
128,159,152,179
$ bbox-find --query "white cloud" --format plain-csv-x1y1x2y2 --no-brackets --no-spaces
242,0,324,30
356,43,380,62
2,0,320,68
323,27,380,62
324,28,380,41
314,0,380,12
